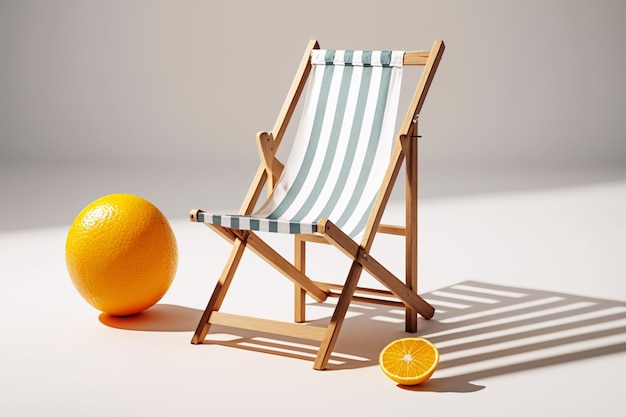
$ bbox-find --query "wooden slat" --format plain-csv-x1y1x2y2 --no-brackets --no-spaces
298,233,329,244
209,311,327,342
378,224,406,236
316,281,393,296
319,282,405,307
296,224,404,243
350,295,404,308
403,51,430,66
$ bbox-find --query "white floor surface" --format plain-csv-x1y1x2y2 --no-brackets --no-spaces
1,171,625,416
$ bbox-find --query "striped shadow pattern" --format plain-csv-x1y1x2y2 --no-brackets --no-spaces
197,49,404,239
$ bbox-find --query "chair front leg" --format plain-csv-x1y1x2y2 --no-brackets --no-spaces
294,235,307,323
314,261,364,370
191,236,248,344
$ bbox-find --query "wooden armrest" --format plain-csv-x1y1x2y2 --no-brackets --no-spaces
256,131,284,195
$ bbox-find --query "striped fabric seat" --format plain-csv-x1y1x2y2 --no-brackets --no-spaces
198,49,404,239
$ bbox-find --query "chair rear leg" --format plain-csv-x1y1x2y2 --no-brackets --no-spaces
403,129,419,332
294,285,306,323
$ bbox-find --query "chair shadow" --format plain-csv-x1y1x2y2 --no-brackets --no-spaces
398,281,626,392
198,280,626,392
99,281,626,394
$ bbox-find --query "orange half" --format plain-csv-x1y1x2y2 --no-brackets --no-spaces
379,337,439,385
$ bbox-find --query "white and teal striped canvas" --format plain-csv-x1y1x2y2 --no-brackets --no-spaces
197,49,404,239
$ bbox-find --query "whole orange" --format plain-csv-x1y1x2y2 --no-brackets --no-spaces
66,194,177,316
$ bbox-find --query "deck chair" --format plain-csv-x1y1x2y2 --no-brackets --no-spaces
190,39,445,370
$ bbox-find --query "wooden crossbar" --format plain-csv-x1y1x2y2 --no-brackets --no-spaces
402,51,431,66
296,224,406,245
317,282,405,307
209,311,327,342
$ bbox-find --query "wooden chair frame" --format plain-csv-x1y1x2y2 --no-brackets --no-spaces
190,39,445,370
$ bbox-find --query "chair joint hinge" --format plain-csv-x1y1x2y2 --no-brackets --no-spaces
357,247,369,262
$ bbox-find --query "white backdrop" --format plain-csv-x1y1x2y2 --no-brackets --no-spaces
1,0,625,229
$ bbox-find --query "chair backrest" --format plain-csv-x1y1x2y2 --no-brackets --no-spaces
254,50,405,239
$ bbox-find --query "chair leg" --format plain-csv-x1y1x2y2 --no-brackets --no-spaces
404,130,419,333
191,237,247,344
294,236,306,323
313,262,363,370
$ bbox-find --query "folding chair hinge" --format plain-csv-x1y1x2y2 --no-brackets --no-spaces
257,131,285,195
357,247,369,263
410,114,421,138
189,208,202,222
232,228,250,242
